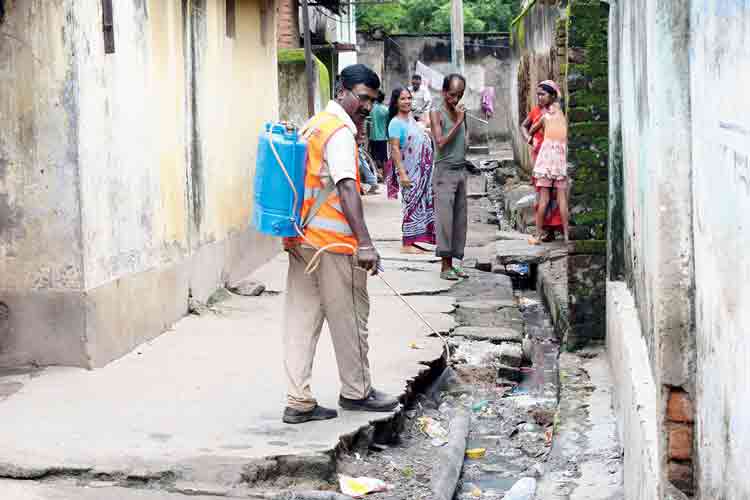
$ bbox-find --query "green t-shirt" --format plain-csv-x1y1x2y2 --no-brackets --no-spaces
369,103,389,141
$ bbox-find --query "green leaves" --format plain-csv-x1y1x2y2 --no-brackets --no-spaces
357,0,520,34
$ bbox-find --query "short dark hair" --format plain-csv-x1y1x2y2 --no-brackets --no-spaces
442,73,466,91
412,74,422,80
339,64,381,91
376,90,385,103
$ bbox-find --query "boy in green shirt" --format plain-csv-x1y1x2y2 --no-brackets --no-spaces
368,91,389,176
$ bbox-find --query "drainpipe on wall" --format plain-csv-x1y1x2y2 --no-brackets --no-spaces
301,0,316,116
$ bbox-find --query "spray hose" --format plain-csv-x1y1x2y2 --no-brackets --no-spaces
267,126,452,362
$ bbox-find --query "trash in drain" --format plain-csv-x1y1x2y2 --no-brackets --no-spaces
505,263,529,276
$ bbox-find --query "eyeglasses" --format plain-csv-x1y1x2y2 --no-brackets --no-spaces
348,90,375,105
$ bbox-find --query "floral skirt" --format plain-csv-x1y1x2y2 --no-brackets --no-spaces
533,139,567,181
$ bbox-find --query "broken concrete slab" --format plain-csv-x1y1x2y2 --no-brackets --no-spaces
0,479,231,500
463,241,496,272
0,290,446,487
499,343,524,368
494,239,568,267
228,279,266,297
497,231,530,241
455,300,523,329
497,364,522,382
456,299,517,311
467,173,487,195
451,326,522,343
0,190,452,493
495,240,548,265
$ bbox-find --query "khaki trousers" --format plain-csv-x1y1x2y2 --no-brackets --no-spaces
283,247,372,411
433,166,468,260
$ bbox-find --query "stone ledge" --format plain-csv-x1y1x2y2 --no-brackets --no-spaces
606,281,660,500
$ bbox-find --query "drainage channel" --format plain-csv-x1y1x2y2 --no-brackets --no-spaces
326,261,561,500
329,158,563,499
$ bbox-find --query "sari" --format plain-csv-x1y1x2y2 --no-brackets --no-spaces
385,116,436,246
527,106,563,233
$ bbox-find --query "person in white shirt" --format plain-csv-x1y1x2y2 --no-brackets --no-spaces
282,64,398,425
410,74,432,121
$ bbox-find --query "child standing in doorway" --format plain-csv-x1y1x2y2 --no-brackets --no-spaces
528,80,569,244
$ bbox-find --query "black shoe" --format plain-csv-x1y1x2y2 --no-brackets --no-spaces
282,405,338,424
339,389,399,412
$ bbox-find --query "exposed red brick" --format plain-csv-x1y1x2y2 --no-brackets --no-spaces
668,423,693,461
668,461,694,495
667,390,695,423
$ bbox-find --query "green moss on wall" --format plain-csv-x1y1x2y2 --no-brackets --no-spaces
317,57,331,103
278,48,331,103
278,48,306,64
569,121,609,140
571,239,607,255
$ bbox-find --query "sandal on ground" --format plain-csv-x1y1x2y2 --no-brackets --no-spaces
541,231,555,242
452,265,469,278
411,243,432,252
440,269,460,281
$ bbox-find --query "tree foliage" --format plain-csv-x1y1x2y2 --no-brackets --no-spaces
356,0,520,34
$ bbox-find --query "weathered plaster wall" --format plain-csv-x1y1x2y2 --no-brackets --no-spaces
278,50,330,127
606,282,660,500
356,32,384,87
0,0,89,366
606,0,750,497
0,0,280,368
508,0,562,172
689,2,750,498
357,32,512,141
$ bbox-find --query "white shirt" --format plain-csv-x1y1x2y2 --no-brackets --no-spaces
411,86,432,115
321,101,358,184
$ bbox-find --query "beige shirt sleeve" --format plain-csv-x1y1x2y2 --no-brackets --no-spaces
324,127,358,185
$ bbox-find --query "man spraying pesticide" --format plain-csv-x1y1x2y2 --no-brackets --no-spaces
255,64,450,425
256,65,394,424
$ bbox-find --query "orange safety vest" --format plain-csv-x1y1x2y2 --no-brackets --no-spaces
284,111,361,255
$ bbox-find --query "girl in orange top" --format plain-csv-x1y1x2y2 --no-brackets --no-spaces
521,81,564,241
526,81,569,244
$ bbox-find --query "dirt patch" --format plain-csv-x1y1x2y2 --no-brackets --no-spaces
455,366,499,386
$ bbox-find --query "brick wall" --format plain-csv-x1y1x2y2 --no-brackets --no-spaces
277,0,299,49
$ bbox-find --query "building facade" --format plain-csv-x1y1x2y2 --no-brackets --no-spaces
0,0,280,368
608,0,750,498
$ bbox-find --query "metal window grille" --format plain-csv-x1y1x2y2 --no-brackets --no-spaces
226,0,236,38
102,0,115,54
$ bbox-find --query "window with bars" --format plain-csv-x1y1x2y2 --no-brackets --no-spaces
226,0,236,38
102,0,115,54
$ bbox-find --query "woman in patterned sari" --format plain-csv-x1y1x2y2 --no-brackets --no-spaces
385,87,436,254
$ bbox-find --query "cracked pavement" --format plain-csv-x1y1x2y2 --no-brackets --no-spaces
0,193,456,498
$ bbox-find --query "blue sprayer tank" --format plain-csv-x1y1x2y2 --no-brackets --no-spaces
253,122,307,237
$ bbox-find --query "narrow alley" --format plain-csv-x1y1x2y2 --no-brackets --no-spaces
0,146,624,499
1,0,749,499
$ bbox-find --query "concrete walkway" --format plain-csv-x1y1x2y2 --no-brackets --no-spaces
0,193,457,496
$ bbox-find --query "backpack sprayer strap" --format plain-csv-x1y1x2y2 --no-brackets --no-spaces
300,178,337,229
